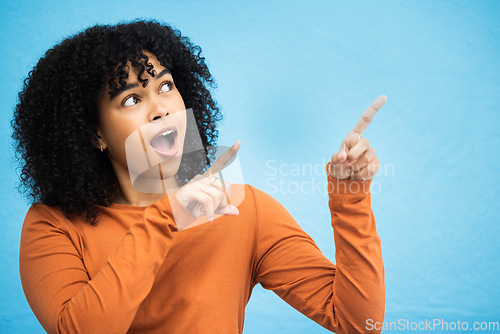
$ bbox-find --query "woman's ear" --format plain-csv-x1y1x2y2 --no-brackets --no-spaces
93,128,107,152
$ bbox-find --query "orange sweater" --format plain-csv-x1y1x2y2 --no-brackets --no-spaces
19,162,385,333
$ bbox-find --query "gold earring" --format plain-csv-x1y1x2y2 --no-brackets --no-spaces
100,144,104,152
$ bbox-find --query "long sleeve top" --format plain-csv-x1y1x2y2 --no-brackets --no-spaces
19,162,385,333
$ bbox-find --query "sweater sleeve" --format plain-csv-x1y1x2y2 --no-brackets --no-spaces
252,161,385,333
19,195,180,334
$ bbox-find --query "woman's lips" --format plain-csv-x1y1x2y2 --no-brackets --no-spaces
150,125,178,157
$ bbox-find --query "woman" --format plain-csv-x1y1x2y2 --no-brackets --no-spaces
12,19,385,333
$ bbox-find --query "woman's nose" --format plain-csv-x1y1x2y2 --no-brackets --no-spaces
149,99,169,121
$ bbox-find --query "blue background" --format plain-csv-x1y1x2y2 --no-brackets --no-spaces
1,1,499,333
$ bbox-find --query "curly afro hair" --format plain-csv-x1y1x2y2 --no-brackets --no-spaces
12,19,223,224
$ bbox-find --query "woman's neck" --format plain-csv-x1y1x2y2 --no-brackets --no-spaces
113,190,164,207
113,173,181,206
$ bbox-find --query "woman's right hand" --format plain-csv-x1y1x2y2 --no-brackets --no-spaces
172,140,241,224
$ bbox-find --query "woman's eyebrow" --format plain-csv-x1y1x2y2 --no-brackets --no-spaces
110,83,139,100
109,69,172,100
156,68,172,79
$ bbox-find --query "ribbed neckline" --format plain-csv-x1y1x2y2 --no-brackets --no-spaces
99,202,149,211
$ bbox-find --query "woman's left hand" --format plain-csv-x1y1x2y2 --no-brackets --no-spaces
328,95,387,181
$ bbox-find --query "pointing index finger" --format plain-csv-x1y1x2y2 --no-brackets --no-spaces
205,140,241,177
351,95,387,136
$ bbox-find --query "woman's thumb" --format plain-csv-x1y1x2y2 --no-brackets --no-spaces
216,204,239,216
338,151,346,162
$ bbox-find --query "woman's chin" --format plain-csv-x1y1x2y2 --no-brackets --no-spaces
129,157,182,194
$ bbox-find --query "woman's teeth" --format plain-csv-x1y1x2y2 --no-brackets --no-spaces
150,128,177,153
160,129,174,137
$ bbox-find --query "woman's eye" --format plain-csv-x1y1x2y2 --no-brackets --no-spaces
122,96,139,107
160,81,174,93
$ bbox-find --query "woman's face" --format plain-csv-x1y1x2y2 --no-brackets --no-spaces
96,51,187,191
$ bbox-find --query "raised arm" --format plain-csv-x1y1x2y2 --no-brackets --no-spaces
251,169,384,333
19,195,180,334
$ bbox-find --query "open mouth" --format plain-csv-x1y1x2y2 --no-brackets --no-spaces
150,125,178,157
